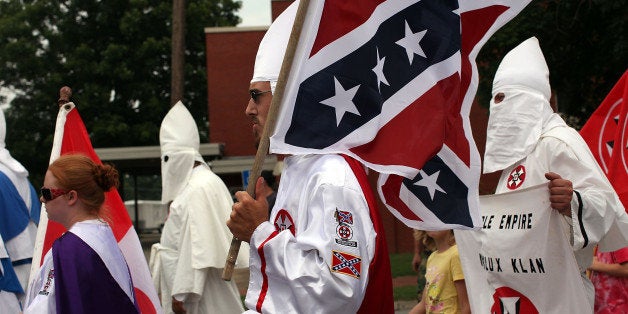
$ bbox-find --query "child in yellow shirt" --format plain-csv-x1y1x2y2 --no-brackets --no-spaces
410,230,470,314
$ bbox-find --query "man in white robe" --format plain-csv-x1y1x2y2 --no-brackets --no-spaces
0,107,40,308
150,102,249,314
227,2,394,313
483,37,628,306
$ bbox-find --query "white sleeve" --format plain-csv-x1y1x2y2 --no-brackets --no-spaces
546,139,623,250
245,184,376,314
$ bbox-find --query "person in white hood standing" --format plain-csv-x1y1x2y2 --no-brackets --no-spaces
0,107,40,311
149,102,249,314
484,37,628,306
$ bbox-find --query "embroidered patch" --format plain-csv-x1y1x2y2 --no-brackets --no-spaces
331,250,361,278
39,268,54,296
336,224,353,240
334,208,358,247
335,210,353,225
506,165,526,190
274,209,296,236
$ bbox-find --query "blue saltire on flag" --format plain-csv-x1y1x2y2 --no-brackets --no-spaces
270,0,531,230
0,171,29,295
0,171,30,241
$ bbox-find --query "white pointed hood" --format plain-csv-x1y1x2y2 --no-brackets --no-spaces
0,107,28,178
250,0,299,93
483,37,562,173
159,101,204,204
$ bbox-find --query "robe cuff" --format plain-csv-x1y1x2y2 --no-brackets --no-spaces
250,222,276,249
570,190,589,249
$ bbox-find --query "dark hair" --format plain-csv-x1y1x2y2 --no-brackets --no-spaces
48,154,119,214
261,170,276,190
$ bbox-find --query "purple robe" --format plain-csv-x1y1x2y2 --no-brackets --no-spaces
52,231,139,313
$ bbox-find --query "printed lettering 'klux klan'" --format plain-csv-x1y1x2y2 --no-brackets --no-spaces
29,103,161,313
269,0,531,229
455,184,591,314
580,70,628,205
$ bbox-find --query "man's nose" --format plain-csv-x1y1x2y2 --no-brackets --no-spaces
245,99,257,116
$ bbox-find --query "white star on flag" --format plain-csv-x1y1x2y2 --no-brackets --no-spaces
320,76,361,126
414,169,446,200
395,20,427,64
372,47,389,92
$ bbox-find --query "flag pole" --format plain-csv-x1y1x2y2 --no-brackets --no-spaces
28,86,73,288
222,0,310,281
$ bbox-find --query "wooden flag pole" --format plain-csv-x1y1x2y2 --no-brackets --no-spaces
222,0,311,281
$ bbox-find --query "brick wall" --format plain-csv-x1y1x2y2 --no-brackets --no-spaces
206,27,266,156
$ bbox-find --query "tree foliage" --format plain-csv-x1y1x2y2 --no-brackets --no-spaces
1,0,626,187
477,0,627,127
0,0,241,184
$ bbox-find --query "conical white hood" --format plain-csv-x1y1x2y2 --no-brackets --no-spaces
492,37,551,100
250,0,299,93
484,37,556,173
159,101,203,203
0,107,28,177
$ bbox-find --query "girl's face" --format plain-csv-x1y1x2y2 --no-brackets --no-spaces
41,170,69,224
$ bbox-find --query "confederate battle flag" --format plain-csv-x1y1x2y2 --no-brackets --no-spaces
270,0,531,230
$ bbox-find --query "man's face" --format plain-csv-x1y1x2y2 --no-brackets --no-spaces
246,81,272,146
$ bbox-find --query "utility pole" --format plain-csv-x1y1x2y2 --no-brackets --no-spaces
171,0,186,106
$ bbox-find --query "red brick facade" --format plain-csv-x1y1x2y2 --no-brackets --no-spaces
206,26,265,157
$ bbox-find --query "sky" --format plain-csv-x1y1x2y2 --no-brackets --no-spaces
237,0,272,27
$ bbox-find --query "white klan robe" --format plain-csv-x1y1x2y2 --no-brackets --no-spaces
457,37,628,312
245,3,394,312
245,154,393,314
0,107,39,307
149,102,249,314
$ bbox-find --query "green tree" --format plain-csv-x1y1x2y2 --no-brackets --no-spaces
0,0,241,185
477,0,627,127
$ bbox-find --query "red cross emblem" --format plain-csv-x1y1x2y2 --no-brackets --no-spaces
336,224,353,240
274,209,296,236
491,286,539,314
506,165,526,190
